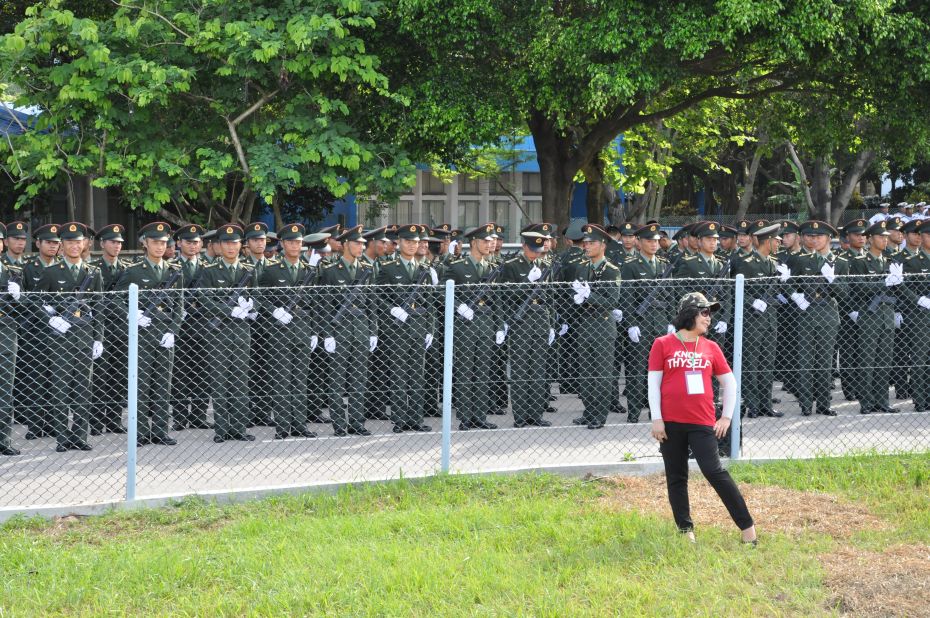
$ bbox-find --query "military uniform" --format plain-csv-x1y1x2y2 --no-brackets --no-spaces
301,232,333,425
115,222,183,446
836,220,868,401
900,227,930,411
242,222,272,427
673,222,732,341
0,227,22,456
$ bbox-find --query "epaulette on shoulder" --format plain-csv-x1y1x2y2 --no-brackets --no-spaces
167,262,181,270
449,257,465,265
266,258,281,266
504,256,521,264
204,261,221,269
623,255,638,263
850,253,866,260
321,260,340,270
604,261,620,271
380,259,398,267
240,261,255,270
682,254,698,261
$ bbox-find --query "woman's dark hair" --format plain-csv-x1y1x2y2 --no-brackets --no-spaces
671,305,706,331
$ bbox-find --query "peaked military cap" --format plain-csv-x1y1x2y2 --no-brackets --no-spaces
778,220,800,234
620,222,637,236
635,223,663,240
244,222,269,240
319,224,342,237
450,228,463,239
753,222,782,240
140,221,172,241
202,229,217,243
384,224,399,241
885,217,903,231
521,230,548,252
878,203,890,209
431,223,453,238
842,219,868,235
303,232,331,247
5,221,27,239
865,220,890,236
98,224,126,242
799,220,837,236
277,223,305,241
59,222,88,241
736,220,752,234
363,226,387,242
902,219,923,234
495,224,505,237
417,224,430,238
692,221,721,238
679,291,721,313
216,224,244,242
174,224,205,241
672,224,693,241
338,224,366,243
579,223,612,243
467,223,497,240
34,223,60,241
747,220,771,235
397,224,421,241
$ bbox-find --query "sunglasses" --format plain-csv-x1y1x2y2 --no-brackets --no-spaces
698,308,713,317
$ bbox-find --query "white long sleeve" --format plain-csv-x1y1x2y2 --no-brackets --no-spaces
648,371,663,421
719,372,737,420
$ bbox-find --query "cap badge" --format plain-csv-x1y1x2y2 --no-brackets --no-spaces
709,223,716,230
156,224,164,231
226,227,233,234
190,226,196,233
114,226,120,233
69,224,77,232
291,225,298,232
50,226,57,233
813,222,819,229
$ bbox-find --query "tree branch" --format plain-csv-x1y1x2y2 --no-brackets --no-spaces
786,141,815,215
110,1,192,39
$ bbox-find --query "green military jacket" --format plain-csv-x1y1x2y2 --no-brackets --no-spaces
674,252,732,318
316,257,377,340
90,256,130,292
35,259,105,340
900,249,930,308
788,250,849,309
847,251,896,314
115,259,184,335
195,260,258,330
375,257,436,335
0,263,23,329
259,257,319,330
497,253,554,329
620,252,671,330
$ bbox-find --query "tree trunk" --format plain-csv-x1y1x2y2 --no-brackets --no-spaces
532,119,577,231
830,150,875,226
272,192,284,231
786,142,816,218
65,175,76,222
581,158,606,225
735,135,766,219
810,156,832,221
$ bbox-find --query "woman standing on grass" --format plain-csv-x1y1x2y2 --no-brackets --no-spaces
647,292,757,545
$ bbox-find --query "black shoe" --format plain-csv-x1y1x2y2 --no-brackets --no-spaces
137,436,151,447
859,407,872,415
308,415,332,424
348,427,372,436
392,426,406,434
747,410,759,419
212,436,226,443
333,428,348,437
172,422,187,431
237,434,256,442
56,444,68,453
72,441,93,451
819,408,837,416
515,419,551,428
0,445,20,456
801,409,813,416
25,431,44,440
291,427,317,438
546,406,556,413
151,436,177,446
612,404,628,416
109,424,128,434
474,420,497,430
571,417,588,426
587,422,605,430
90,427,102,437
882,406,898,414
549,395,557,402
190,422,214,430
772,397,781,404
626,416,640,424
762,409,784,418
457,422,473,431
274,430,289,440
413,424,432,432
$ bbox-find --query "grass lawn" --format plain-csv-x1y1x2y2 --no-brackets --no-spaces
1,453,928,616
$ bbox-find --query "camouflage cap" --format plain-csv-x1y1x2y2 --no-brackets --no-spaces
678,291,721,313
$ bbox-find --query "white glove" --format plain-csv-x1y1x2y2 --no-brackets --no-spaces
527,265,542,282
308,250,322,267
751,299,768,313
820,262,836,283
429,267,439,285
310,335,319,352
92,341,104,359
456,303,474,321
918,296,930,310
231,305,250,319
610,309,624,323
495,324,508,345
776,294,789,305
890,262,904,279
548,328,555,346
628,326,641,343
369,336,378,352
272,307,293,325
247,311,258,320
447,240,458,255
573,292,586,305
136,309,152,328
558,323,569,336
848,311,859,323
390,306,409,323
894,313,903,329
42,304,56,316
714,321,728,334
323,337,336,353
666,324,675,334
775,263,791,282
578,281,591,298
159,333,175,349
570,280,585,293
7,281,20,300
182,310,188,321
885,273,902,287
425,333,433,349
790,292,810,311
49,315,71,334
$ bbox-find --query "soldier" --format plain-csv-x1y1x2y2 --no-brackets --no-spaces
837,219,869,402
259,223,318,439
170,224,213,431
361,227,391,421
38,222,104,452
317,225,376,437
446,223,499,430
361,226,387,279
565,224,621,429
884,217,905,259
383,224,399,261
319,224,343,266
20,224,62,440
900,221,930,411
377,224,437,433
202,229,218,262
785,220,848,416
846,221,899,414
673,222,731,339
301,233,331,425
241,222,273,427
497,229,553,427
732,221,784,418
717,225,738,258
115,222,183,446
0,232,22,457
197,224,258,443
619,223,671,423
2,221,28,267
90,224,129,435
734,220,753,260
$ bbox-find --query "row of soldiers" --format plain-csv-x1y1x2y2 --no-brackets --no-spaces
1,214,928,457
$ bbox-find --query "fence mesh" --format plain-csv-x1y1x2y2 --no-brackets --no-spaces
1,264,928,511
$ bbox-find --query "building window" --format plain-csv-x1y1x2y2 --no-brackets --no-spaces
424,200,445,228
491,200,513,241
395,200,414,224
457,200,479,232
517,200,542,229
458,175,480,195
423,171,447,195
523,172,542,195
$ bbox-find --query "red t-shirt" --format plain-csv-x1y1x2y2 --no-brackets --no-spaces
647,333,731,426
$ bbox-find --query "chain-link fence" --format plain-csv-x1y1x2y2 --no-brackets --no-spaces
1,269,928,512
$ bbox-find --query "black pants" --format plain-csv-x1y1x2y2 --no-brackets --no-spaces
659,422,754,532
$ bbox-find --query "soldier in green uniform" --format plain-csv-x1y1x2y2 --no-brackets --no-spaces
837,219,868,401
786,220,848,416
717,225,738,259
259,223,319,439
557,225,587,398
1,222,27,428
619,223,671,423
242,222,272,427
2,221,28,267
90,224,129,435
115,222,183,446
848,220,899,414
170,224,213,430
376,224,437,433
731,221,784,417
319,224,343,267
892,219,926,401
0,230,23,457
673,222,731,339
360,226,391,420
197,224,258,442
21,224,62,440
317,225,376,437
734,220,754,261
774,220,802,396
900,221,930,411
445,223,500,430
497,230,553,427
567,224,621,429
38,222,104,452
302,232,332,425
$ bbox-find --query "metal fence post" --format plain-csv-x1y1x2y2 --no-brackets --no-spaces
440,279,455,473
731,275,745,460
126,283,139,501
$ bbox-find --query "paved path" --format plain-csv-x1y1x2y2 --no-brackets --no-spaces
1,382,928,511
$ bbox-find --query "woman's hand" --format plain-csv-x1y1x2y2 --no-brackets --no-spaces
714,416,731,439
651,419,667,442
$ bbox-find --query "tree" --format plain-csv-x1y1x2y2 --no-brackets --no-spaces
0,0,416,225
